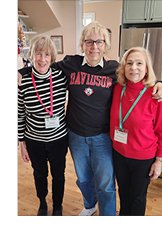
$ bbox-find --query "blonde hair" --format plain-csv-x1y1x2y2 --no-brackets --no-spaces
117,47,157,87
28,35,57,64
79,21,111,54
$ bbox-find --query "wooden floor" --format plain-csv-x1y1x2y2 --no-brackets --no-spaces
18,148,162,216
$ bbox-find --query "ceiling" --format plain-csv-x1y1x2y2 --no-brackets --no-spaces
18,0,109,34
18,0,60,34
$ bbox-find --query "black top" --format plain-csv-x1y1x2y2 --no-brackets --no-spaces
53,55,119,136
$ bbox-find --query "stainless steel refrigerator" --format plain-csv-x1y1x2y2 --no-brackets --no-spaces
119,27,162,81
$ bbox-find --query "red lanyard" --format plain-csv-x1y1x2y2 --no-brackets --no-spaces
31,72,53,117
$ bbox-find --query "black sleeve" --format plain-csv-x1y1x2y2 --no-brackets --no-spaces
51,57,69,75
51,61,60,69
18,66,32,76
51,57,67,70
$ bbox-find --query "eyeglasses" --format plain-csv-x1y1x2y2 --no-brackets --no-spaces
84,39,105,47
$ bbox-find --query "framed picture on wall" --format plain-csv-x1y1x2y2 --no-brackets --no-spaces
51,35,63,54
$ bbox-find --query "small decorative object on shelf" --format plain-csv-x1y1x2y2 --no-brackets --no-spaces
18,19,26,49
18,9,37,61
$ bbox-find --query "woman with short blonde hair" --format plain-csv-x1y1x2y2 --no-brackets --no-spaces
110,46,162,216
28,35,57,64
18,35,68,216
79,21,111,54
117,47,156,86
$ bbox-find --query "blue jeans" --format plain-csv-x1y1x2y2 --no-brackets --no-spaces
68,130,116,216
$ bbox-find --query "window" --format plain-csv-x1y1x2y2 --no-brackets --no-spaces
83,12,95,26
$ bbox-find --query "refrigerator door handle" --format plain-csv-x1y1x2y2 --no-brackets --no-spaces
143,33,147,47
146,33,150,50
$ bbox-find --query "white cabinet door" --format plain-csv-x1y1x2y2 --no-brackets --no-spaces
123,0,149,23
123,0,162,24
149,0,162,22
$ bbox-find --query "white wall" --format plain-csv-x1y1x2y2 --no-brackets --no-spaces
42,0,78,61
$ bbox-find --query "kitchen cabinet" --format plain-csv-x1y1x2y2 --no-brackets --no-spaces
122,0,162,24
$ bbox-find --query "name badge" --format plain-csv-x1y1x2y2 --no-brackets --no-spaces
45,115,60,129
114,128,128,144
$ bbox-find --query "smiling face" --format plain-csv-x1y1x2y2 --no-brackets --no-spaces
29,36,57,74
125,51,147,83
83,32,106,67
33,50,51,74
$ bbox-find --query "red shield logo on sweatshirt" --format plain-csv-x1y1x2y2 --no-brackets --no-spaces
84,87,94,96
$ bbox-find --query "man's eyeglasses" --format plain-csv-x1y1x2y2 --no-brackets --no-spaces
84,39,105,47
